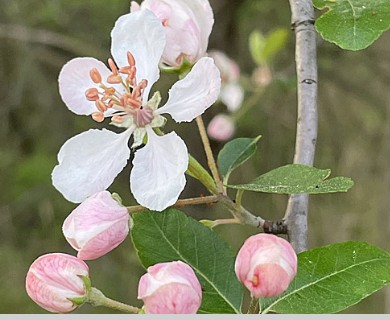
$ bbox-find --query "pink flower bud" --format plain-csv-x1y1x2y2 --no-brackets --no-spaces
208,50,240,84
138,261,202,314
131,0,214,67
63,191,129,260
25,253,89,313
207,114,235,141
235,234,297,298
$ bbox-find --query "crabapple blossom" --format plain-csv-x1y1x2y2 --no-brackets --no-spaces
52,10,221,211
235,233,297,298
138,261,202,314
207,114,235,141
25,253,90,313
131,0,214,67
208,50,244,112
62,191,129,260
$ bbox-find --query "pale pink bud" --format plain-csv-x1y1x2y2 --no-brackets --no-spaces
220,82,244,112
208,50,240,83
207,114,235,141
235,234,297,298
132,0,214,67
63,191,129,260
138,261,202,314
25,253,89,313
252,65,272,87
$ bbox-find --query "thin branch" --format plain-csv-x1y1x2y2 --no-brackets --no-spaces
284,0,318,253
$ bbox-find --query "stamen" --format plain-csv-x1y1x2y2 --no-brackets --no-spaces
92,112,105,122
126,97,142,108
95,100,108,112
108,58,118,75
85,88,99,101
107,74,122,84
127,51,135,67
90,68,102,84
112,115,124,123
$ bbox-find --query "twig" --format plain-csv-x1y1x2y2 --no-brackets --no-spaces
284,0,318,253
196,116,224,193
127,195,219,213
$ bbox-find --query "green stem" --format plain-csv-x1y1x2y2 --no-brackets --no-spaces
247,296,259,314
87,287,140,314
187,154,218,194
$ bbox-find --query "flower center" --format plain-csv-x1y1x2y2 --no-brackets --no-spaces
84,52,153,127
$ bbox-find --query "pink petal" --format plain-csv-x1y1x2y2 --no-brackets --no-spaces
156,57,221,122
52,129,132,203
111,10,166,101
58,58,113,115
130,127,188,211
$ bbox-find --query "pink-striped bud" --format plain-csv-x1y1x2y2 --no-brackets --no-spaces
235,234,297,298
26,253,90,313
207,114,235,141
63,191,129,260
131,0,214,67
138,261,202,314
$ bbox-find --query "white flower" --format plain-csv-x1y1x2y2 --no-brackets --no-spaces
52,10,221,211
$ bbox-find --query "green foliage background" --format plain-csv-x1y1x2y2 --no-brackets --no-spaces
0,0,389,313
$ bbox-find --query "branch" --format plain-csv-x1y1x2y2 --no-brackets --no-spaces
284,0,318,253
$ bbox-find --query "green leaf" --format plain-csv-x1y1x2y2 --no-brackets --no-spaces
313,0,390,50
261,241,390,313
249,30,266,65
131,209,243,314
261,28,289,63
217,136,261,182
227,164,353,194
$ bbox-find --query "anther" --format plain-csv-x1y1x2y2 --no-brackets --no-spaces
127,51,136,67
92,112,105,122
95,100,108,112
112,115,124,123
90,68,102,84
107,74,122,84
85,88,99,101
108,58,118,75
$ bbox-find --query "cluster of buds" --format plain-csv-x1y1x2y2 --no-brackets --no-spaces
206,50,244,142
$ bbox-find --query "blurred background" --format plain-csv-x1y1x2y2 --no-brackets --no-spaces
1,0,390,314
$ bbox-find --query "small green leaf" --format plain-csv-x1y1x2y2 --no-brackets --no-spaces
313,0,390,50
227,164,353,194
131,209,243,314
261,28,289,63
261,241,390,314
217,136,261,182
249,30,266,65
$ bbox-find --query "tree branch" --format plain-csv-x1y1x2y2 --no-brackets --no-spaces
284,0,318,253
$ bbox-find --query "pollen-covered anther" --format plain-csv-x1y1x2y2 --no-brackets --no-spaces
111,115,124,124
89,68,102,84
126,97,142,108
92,112,105,123
85,88,99,101
127,51,136,67
108,58,118,75
107,74,122,84
95,100,108,112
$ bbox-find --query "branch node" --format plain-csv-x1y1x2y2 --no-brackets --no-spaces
291,19,315,30
263,220,288,234
301,78,317,84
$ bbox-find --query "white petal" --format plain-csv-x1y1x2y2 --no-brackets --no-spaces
130,128,188,211
52,129,132,203
156,57,221,122
59,58,113,115
111,10,166,101
220,82,244,112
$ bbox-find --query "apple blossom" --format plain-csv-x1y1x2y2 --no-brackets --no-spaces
207,114,235,141
52,10,221,211
26,253,90,313
208,50,244,112
62,191,129,260
235,233,297,298
138,261,202,314
131,0,214,67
